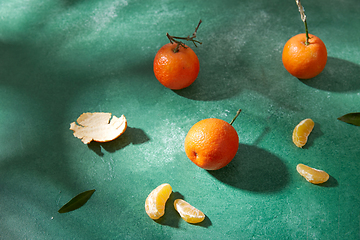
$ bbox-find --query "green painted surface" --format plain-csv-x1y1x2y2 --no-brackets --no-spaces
1,0,359,239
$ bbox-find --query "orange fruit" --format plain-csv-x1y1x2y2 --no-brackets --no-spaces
145,183,172,220
292,118,314,148
296,163,329,184
153,43,200,90
282,33,327,79
184,118,239,170
174,199,205,224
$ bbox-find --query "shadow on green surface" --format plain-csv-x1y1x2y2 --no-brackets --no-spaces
88,127,150,156
300,57,360,92
319,175,338,188
62,0,85,6
208,144,289,193
172,54,246,101
302,122,324,149
155,191,183,228
198,215,212,228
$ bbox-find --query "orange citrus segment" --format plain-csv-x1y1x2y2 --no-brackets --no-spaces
145,183,172,220
296,164,329,184
174,199,205,224
292,118,314,148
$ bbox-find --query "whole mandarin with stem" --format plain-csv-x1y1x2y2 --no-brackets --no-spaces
282,0,327,79
154,43,200,89
153,20,202,90
184,109,241,170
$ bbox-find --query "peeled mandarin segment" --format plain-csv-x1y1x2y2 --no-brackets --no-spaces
296,164,329,184
174,199,205,224
292,118,314,148
145,183,172,220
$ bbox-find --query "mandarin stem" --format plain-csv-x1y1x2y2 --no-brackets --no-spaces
230,109,242,126
166,20,202,53
304,19,309,45
296,0,309,45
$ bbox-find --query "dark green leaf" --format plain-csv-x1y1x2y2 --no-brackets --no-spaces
337,112,360,126
58,189,95,213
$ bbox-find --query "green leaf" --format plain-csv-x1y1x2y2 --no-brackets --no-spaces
337,112,360,126
58,189,96,213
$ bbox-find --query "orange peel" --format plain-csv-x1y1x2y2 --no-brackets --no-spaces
70,112,127,144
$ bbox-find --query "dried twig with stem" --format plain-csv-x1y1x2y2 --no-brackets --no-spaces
296,0,310,45
166,20,203,53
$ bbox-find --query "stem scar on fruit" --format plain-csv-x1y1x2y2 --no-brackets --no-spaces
166,20,202,53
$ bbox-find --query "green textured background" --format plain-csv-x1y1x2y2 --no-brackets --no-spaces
1,0,359,239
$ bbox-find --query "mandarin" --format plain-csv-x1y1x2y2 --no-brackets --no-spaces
296,163,329,184
153,42,200,90
145,183,172,220
292,118,314,148
174,199,205,224
184,116,239,170
282,33,327,79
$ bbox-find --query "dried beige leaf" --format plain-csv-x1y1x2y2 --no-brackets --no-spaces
70,112,127,144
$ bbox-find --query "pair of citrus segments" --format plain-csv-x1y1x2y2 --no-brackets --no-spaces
145,183,205,224
292,118,329,184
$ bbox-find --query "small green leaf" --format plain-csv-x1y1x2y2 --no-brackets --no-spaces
337,112,360,126
58,189,95,213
